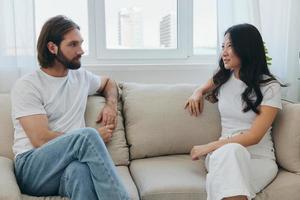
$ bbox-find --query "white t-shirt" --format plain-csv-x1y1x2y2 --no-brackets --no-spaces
11,68,101,157
218,73,282,159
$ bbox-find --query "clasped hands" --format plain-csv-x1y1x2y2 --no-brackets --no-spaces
96,102,118,143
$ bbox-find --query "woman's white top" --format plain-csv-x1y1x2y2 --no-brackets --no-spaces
218,73,282,159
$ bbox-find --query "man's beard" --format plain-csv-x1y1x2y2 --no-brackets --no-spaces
56,48,81,70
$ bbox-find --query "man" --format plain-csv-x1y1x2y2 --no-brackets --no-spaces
11,15,129,200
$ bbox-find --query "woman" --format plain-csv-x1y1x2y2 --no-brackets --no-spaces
185,23,283,200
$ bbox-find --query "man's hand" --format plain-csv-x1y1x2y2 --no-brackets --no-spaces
96,102,118,129
96,77,119,130
97,124,115,143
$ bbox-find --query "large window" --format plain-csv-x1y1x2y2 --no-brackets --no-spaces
105,0,177,49
193,0,217,55
34,0,217,63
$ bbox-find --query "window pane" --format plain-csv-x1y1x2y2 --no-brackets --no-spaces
104,0,177,49
193,0,217,55
34,0,89,55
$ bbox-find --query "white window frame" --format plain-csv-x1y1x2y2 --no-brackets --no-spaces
83,0,217,65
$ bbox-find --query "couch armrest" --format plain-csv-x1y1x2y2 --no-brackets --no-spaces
0,156,22,200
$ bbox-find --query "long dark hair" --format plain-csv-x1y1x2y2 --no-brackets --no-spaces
209,23,282,114
37,15,80,68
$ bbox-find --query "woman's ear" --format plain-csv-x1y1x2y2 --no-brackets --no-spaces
47,41,58,55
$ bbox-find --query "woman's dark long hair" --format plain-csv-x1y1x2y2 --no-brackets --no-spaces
209,23,282,114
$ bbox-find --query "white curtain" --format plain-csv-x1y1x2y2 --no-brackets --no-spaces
217,0,300,102
0,0,37,93
259,0,300,102
217,0,261,51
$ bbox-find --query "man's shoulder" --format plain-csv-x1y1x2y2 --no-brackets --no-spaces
12,70,40,91
16,70,38,81
20,70,39,81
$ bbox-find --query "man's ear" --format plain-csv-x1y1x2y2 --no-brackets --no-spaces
47,42,58,55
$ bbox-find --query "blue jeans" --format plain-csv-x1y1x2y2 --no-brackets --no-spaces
14,128,130,200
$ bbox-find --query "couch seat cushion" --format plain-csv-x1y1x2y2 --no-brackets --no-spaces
117,166,140,200
20,166,139,200
255,169,300,200
130,154,207,200
22,195,68,200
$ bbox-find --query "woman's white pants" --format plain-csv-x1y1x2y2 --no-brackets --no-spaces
205,143,278,200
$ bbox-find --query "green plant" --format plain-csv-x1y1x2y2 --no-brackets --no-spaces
264,42,272,66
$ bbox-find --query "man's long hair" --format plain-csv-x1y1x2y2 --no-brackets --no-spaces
209,23,282,114
37,15,80,68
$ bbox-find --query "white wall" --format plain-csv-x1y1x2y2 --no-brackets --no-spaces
0,67,20,94
85,64,215,85
0,64,216,94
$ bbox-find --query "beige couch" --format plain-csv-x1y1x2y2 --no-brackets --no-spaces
1,83,300,200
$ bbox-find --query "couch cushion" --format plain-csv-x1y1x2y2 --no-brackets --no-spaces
22,195,68,200
255,169,300,200
0,157,22,200
0,94,14,160
121,83,221,159
117,166,140,200
272,102,300,174
130,154,207,200
85,95,129,166
20,166,139,200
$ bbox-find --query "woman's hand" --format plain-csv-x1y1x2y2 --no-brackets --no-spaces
190,144,214,160
184,90,204,116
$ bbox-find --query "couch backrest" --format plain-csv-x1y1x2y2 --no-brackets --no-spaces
0,94,129,166
121,83,300,174
121,83,222,159
85,96,129,166
2,85,300,174
272,101,300,174
0,94,14,159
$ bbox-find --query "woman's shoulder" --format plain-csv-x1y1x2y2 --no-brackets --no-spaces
259,75,282,108
259,75,281,89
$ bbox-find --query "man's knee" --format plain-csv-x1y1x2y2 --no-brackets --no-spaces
82,127,107,147
65,161,91,181
83,127,99,137
75,127,103,143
